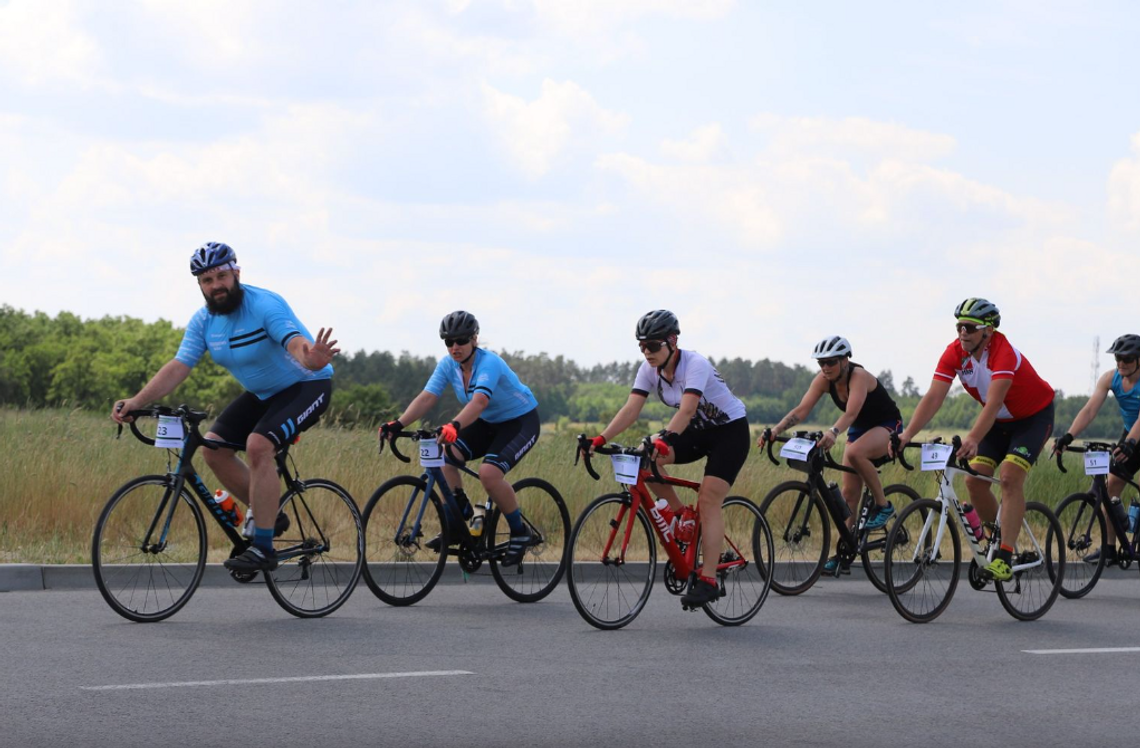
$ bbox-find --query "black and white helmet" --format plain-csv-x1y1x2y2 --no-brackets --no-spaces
439,310,479,339
1108,334,1140,358
812,336,852,360
189,242,237,276
635,309,680,340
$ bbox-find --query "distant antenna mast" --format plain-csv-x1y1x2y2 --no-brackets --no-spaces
1091,335,1100,394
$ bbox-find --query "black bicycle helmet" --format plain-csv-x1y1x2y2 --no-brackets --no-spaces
812,336,852,359
954,297,1000,328
439,310,480,339
1108,334,1140,357
189,242,237,276
635,309,680,340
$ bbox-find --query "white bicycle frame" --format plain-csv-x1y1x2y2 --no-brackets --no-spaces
913,464,1048,576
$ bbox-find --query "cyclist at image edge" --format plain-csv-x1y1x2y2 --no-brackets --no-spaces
757,336,904,575
377,311,541,567
892,298,1055,582
111,242,339,573
1053,334,1140,565
583,310,751,609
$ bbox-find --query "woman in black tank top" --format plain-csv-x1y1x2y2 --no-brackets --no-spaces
757,336,906,573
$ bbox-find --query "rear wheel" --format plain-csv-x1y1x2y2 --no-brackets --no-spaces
92,475,206,623
1051,492,1105,599
996,501,1065,621
567,493,656,630
488,478,571,603
701,497,773,626
361,475,448,606
860,484,921,593
884,498,960,623
759,481,829,595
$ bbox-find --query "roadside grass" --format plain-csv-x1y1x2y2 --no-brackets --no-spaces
1,408,1095,564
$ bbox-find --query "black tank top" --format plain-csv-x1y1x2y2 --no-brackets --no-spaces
828,363,901,430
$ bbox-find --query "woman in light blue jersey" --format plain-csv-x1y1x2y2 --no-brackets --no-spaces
378,311,541,566
1055,334,1140,564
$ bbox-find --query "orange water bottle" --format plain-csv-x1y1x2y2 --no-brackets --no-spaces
214,490,244,527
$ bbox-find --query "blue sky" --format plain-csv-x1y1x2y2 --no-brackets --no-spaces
2,1,1138,396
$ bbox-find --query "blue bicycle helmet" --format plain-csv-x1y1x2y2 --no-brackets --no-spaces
190,242,237,276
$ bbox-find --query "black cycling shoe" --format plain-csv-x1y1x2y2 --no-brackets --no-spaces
680,578,722,610
274,511,290,537
501,531,539,567
1084,547,1118,567
223,546,279,573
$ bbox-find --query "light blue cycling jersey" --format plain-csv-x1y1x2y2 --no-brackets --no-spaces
175,284,333,400
1112,370,1140,431
424,348,537,423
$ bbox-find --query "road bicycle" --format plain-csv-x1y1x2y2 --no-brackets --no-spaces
92,405,364,622
1052,441,1140,598
566,434,774,629
884,436,1064,623
760,430,919,594
362,429,570,605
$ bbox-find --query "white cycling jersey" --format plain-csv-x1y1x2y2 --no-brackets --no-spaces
632,349,746,429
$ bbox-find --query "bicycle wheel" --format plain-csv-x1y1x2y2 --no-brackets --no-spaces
701,497,773,626
996,501,1065,621
265,479,363,618
488,477,571,603
1051,492,1106,599
860,484,921,594
361,475,448,606
884,498,960,624
567,493,656,630
759,481,830,595
92,475,207,623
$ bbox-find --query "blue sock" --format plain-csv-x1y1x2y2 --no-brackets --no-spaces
505,508,525,535
253,527,275,554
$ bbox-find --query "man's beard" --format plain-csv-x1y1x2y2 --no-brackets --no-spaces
204,281,245,314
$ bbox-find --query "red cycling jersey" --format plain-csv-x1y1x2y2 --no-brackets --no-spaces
933,331,1054,421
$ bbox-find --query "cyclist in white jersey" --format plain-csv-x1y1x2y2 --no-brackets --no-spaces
583,310,750,609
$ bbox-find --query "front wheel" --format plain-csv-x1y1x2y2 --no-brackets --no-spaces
884,498,960,623
701,497,774,626
361,475,448,606
266,479,364,618
860,484,921,594
759,481,830,595
996,501,1064,621
488,478,571,603
92,475,207,623
1051,492,1105,599
567,493,656,630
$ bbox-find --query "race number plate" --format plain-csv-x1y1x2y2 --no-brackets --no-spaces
780,438,814,461
1084,451,1110,476
920,443,954,471
610,454,640,485
154,415,185,449
419,439,445,468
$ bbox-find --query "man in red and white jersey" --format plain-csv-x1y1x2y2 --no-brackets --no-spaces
893,298,1055,582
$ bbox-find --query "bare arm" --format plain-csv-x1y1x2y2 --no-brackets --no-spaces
111,360,193,423
396,390,441,427
896,378,953,448
664,392,700,436
759,375,827,448
1065,370,1113,438
597,392,649,444
817,369,872,449
450,392,490,429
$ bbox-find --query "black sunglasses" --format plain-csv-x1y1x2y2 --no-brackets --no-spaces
638,340,665,353
817,357,842,368
444,337,471,348
955,322,987,334
1117,355,1138,364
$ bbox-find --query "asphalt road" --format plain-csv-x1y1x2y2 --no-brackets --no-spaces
2,569,1137,748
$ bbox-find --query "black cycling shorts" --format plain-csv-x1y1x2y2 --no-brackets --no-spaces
670,417,751,485
973,401,1054,472
1111,430,1140,481
449,408,540,475
211,379,332,449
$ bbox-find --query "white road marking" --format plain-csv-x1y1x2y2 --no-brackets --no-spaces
82,670,474,691
1023,647,1140,655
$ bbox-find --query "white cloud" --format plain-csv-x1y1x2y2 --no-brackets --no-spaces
1109,132,1140,232
0,0,105,88
749,114,956,163
661,123,726,163
481,79,629,178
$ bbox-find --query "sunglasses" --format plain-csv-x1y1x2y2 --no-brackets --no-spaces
444,337,471,348
1117,355,1138,364
955,322,987,334
817,357,842,368
638,340,666,353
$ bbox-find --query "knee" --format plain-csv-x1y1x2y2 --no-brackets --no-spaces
964,475,985,493
478,464,505,488
246,434,275,465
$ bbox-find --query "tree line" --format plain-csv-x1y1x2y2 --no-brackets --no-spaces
0,305,1124,438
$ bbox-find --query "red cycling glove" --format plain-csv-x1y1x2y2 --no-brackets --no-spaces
589,435,607,449
439,421,461,443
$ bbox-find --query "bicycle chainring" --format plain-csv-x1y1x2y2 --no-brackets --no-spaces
663,562,685,595
458,548,483,573
967,559,987,591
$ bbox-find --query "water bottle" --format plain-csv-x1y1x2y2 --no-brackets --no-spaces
961,503,984,542
213,490,244,527
469,503,487,538
827,483,851,519
1109,496,1129,531
676,506,697,544
653,499,676,525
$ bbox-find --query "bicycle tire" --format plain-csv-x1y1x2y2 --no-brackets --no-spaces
92,474,207,623
996,501,1065,621
860,484,922,594
265,478,364,618
1051,492,1106,599
361,475,448,606
884,498,960,623
567,493,656,630
488,477,571,603
701,497,774,626
759,480,830,595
